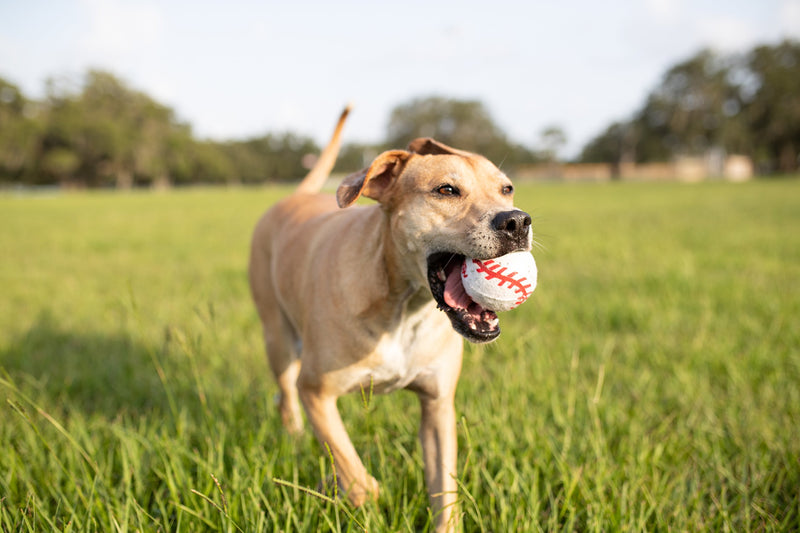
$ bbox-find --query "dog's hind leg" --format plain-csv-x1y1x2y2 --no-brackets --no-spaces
262,317,304,434
250,242,304,434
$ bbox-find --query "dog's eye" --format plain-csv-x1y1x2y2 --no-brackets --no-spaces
435,184,460,197
502,184,514,195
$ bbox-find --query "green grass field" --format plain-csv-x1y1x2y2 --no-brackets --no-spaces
1,179,799,531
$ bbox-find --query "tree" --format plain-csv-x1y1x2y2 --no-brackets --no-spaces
579,40,800,174
185,140,235,184
578,121,638,178
333,142,378,174
744,40,800,172
385,96,538,168
40,147,80,185
221,132,318,184
0,77,41,182
538,125,567,162
1,69,325,187
37,70,194,187
632,49,745,161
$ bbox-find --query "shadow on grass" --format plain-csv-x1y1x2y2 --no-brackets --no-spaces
0,311,173,418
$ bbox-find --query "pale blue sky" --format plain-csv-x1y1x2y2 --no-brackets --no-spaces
2,0,798,157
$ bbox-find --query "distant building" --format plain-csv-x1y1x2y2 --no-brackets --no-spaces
516,153,754,182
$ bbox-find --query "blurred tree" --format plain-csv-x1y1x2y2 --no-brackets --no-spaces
632,49,743,161
579,40,800,174
40,147,81,185
744,40,800,172
185,140,236,184
578,121,638,178
580,121,627,163
2,71,322,186
538,125,567,162
0,77,41,182
385,96,539,168
3,40,797,187
221,132,318,184
39,70,193,187
260,133,319,182
131,103,194,188
333,142,379,173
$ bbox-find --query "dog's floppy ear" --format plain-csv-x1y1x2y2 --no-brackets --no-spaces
407,137,468,157
336,150,409,208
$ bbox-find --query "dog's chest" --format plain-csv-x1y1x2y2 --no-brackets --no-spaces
355,305,450,394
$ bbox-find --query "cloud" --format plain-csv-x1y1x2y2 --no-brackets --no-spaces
645,0,683,22
780,0,800,35
697,15,759,52
78,0,165,59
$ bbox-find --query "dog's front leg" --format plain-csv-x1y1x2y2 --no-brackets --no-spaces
419,395,459,532
299,385,380,506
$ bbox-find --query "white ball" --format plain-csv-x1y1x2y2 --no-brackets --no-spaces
462,251,537,312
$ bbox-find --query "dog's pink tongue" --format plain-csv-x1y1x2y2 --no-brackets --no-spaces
443,260,473,310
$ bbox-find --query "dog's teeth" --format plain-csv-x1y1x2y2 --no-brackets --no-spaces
469,322,477,330
437,269,447,282
488,317,499,328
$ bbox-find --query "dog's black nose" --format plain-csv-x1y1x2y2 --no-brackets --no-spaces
492,210,531,240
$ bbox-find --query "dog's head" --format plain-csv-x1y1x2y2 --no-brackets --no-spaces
336,138,532,343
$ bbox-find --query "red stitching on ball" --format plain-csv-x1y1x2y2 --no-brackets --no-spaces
471,258,532,303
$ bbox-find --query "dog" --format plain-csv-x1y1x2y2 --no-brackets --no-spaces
249,106,532,532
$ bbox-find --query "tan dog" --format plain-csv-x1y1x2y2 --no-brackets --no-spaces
249,106,532,532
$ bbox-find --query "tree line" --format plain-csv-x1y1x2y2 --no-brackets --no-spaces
0,71,544,189
0,71,322,188
580,40,800,174
1,40,797,188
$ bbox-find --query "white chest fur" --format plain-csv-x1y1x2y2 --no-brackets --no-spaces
347,299,451,395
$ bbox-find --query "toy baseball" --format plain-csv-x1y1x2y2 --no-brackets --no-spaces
461,251,537,312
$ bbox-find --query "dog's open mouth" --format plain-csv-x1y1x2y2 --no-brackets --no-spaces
427,252,501,343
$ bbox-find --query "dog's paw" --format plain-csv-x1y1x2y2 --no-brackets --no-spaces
275,393,304,435
282,415,304,436
318,474,380,506
345,475,380,506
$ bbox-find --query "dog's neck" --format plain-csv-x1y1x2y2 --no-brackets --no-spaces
376,212,428,299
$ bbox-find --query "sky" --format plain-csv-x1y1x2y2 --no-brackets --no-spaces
1,0,799,158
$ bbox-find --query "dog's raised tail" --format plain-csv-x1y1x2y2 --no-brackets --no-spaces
296,104,352,195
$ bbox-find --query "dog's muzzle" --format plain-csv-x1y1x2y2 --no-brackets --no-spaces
426,209,532,344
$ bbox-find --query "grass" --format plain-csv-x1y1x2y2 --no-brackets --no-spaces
1,179,798,531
